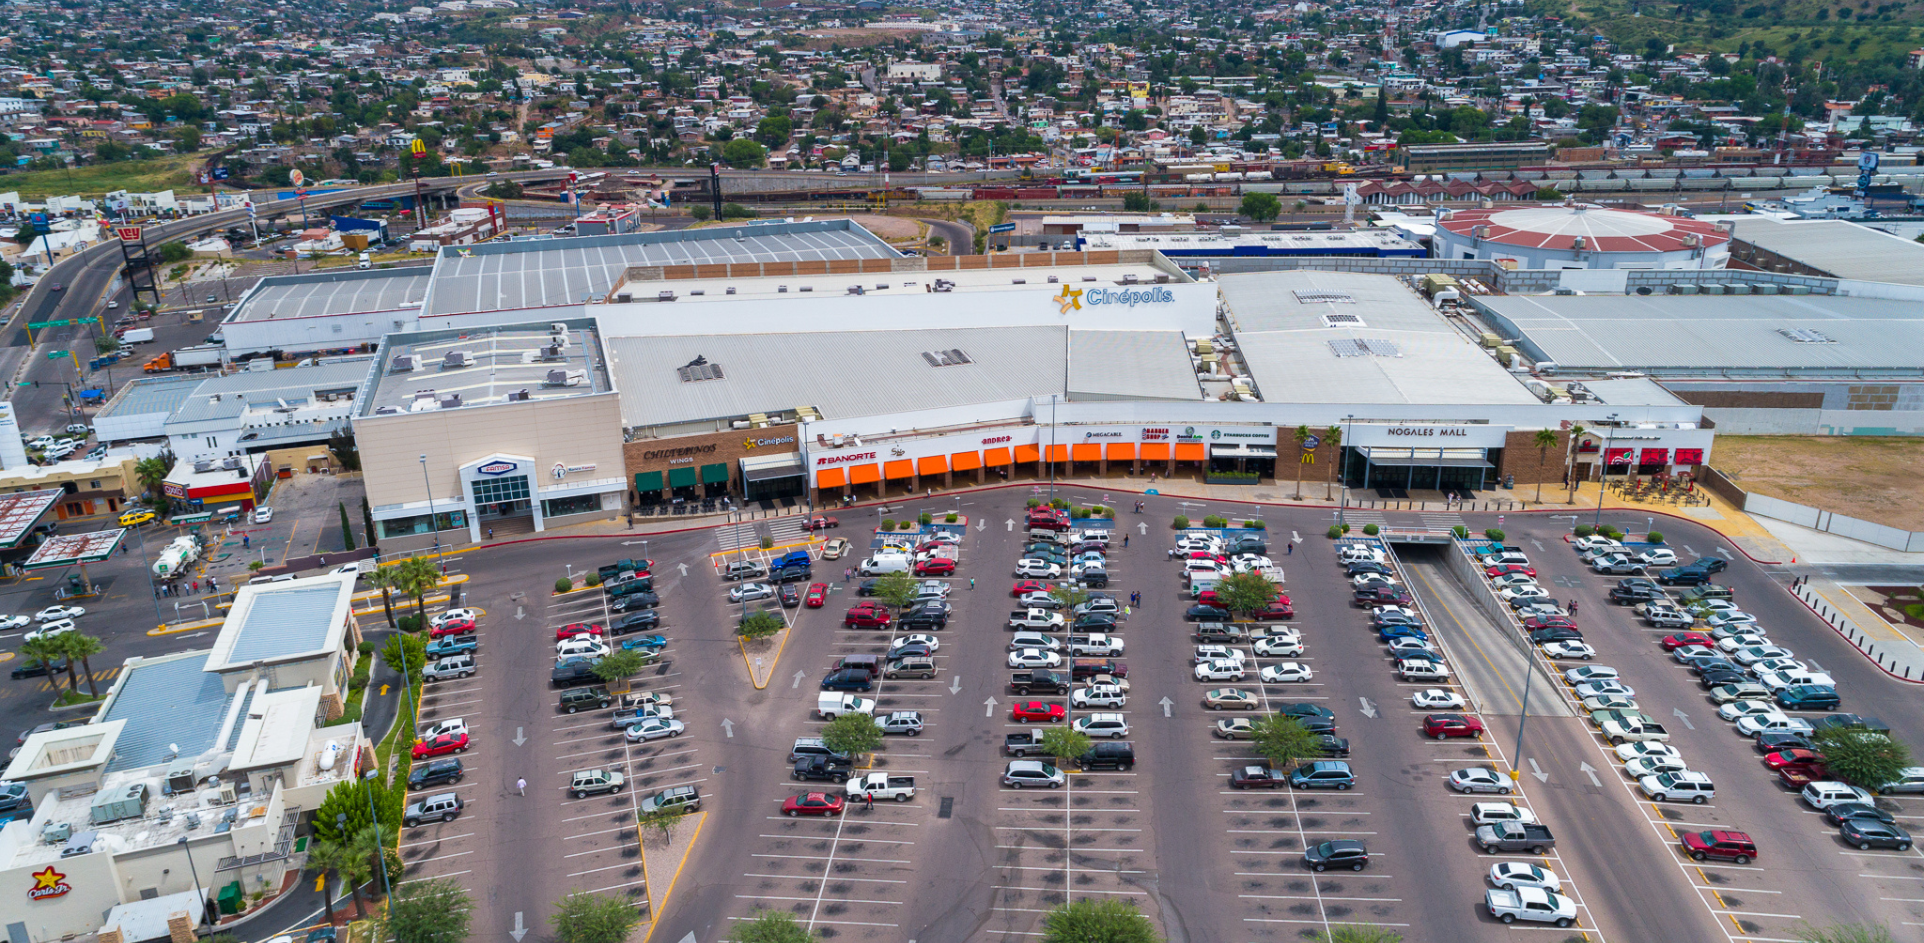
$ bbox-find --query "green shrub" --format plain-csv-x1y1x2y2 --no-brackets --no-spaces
1573,523,1594,538
1051,499,1070,510
1203,515,1228,528
397,615,423,633
357,640,378,655
1244,519,1266,530
1602,526,1624,541
583,572,601,587
1026,499,1042,508
1363,524,1380,536
760,536,774,549
1341,523,1351,533
1328,525,1344,539
882,519,896,531
1452,525,1469,538
555,577,573,594
1071,507,1090,519
1173,515,1190,529
1484,528,1506,541
919,512,933,525
1646,531,1664,543
945,512,958,523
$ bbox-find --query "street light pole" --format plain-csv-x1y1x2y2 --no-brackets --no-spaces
1593,414,1619,530
419,454,439,553
1338,413,1354,527
177,836,208,928
363,770,392,900
1047,394,1058,505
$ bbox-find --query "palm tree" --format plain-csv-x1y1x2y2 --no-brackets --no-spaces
1532,428,1559,504
363,564,399,628
1322,424,1343,500
134,455,173,505
392,556,442,625
303,835,361,923
19,637,67,689
58,633,106,698
1292,425,1311,499
1564,424,1587,503
349,825,397,903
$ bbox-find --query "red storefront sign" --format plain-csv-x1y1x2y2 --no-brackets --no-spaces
1639,448,1670,465
1673,448,1704,465
1603,448,1632,466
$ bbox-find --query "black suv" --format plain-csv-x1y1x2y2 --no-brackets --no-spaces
559,686,613,713
792,755,855,781
9,656,65,679
611,611,660,635
408,758,465,789
1078,741,1136,770
552,657,602,687
1609,584,1664,604
1656,566,1713,586
899,604,949,630
771,564,813,584
1185,604,1230,622
1069,659,1127,681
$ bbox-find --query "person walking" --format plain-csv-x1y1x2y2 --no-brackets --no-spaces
516,778,526,796
487,527,493,540
1122,534,1128,548
969,577,976,590
1568,600,1579,616
1286,542,1293,555
863,792,873,812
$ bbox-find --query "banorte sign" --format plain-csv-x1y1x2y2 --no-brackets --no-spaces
815,451,877,467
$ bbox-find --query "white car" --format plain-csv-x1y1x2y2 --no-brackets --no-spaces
1193,659,1246,681
624,717,684,742
1071,683,1128,708
1499,585,1549,602
1194,645,1249,664
1412,688,1465,709
1490,573,1539,591
1715,635,1771,654
1732,645,1795,666
1009,632,1062,652
1448,768,1513,794
252,506,275,523
1017,591,1061,609
1637,548,1679,566
1563,666,1619,685
1069,634,1124,656
1471,802,1539,826
34,605,84,622
1007,648,1062,669
890,634,940,653
1073,712,1130,739
1541,641,1596,660
430,608,480,629
1352,572,1400,587
1574,680,1635,699
24,619,76,642
1387,636,1438,655
1015,559,1062,578
331,561,370,579
1489,862,1562,892
556,637,611,659
1232,555,1275,572
1258,662,1314,683
0,614,29,630
1692,599,1744,614
728,582,775,602
1704,611,1761,630
418,718,470,740
1177,536,1224,553
1624,755,1691,778
1338,546,1387,564
1253,635,1304,657
1736,712,1814,737
1747,657,1805,677
1614,741,1681,763
1571,534,1619,553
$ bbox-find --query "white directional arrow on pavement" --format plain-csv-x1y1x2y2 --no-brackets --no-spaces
984,696,998,717
1138,522,1148,535
513,606,524,621
1671,708,1695,730
1528,758,1549,783
792,670,806,689
720,719,734,738
1578,761,1601,787
677,934,697,943
510,912,528,942
622,540,648,546
1006,519,1015,532
512,727,526,747
1358,697,1378,718
976,518,985,531
949,675,962,694
677,562,689,576
1158,696,1173,717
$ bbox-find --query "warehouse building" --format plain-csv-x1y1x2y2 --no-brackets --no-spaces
1726,216,1924,289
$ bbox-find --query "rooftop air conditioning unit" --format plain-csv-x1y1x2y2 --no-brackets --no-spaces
374,405,400,415
220,457,241,470
799,285,813,292
848,285,865,294
506,389,531,402
550,323,567,334
1473,225,1491,239
615,293,632,303
1122,273,1139,284
545,369,586,387
657,290,676,302
439,393,462,409
1047,276,1059,283
391,354,417,373
540,345,564,360
193,460,215,473
443,350,475,368
1571,236,1587,250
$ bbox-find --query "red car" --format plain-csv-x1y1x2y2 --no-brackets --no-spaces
1353,587,1413,608
915,558,956,576
1253,597,1295,621
1011,580,1051,597
1763,748,1827,771
1026,513,1070,532
412,732,469,758
1011,701,1065,723
782,792,845,817
1486,563,1538,579
1422,713,1485,740
428,618,475,639
1521,615,1578,632
844,604,891,629
556,622,604,640
804,583,828,608
1661,632,1715,652
803,516,839,530
1182,550,1227,563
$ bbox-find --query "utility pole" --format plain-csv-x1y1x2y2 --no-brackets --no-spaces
709,161,725,221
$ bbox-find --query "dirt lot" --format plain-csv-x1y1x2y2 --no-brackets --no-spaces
1713,435,1924,530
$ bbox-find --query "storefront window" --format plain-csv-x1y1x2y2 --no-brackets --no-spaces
378,511,468,539
542,494,603,518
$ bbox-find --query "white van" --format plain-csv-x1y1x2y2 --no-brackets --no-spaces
817,693,876,719
859,553,911,576
357,251,371,269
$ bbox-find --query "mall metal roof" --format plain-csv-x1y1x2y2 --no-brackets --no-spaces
610,326,1071,429
222,584,343,663
99,653,249,773
422,219,899,318
230,267,434,322
1219,271,1539,405
1067,330,1204,401
361,320,610,416
1728,217,1924,287
96,375,205,420
165,360,372,425
1475,293,1924,375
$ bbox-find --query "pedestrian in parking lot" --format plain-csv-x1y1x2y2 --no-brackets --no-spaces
516,777,526,796
1122,535,1128,548
191,580,198,593
1568,600,1579,616
487,528,493,540
969,578,975,590
1286,542,1292,556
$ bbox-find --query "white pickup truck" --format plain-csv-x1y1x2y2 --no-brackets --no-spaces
845,772,916,802
1598,719,1671,745
1486,887,1578,927
1007,608,1066,631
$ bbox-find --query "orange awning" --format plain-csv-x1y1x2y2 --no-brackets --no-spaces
983,447,1013,467
1106,443,1137,460
848,464,882,485
816,467,847,489
1175,442,1206,462
1141,443,1171,461
1014,444,1041,463
951,451,983,471
1072,443,1101,462
1045,444,1069,462
917,455,948,475
883,459,914,479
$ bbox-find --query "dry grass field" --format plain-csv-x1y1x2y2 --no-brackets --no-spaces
1712,435,1924,531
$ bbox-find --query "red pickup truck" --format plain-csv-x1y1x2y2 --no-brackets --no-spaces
1777,762,1831,790
844,603,892,629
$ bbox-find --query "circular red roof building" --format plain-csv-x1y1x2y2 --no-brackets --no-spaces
1433,203,1729,270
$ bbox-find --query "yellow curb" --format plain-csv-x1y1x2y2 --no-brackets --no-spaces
0,652,13,664
707,536,823,561
149,618,224,636
638,810,708,943
739,621,792,690
552,583,600,597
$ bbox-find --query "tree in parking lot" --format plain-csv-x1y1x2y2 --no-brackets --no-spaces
1039,727,1092,766
737,609,783,641
728,910,813,943
54,632,105,698
1322,424,1343,500
304,833,373,920
549,890,643,943
134,454,174,505
821,712,884,757
19,637,70,692
1292,425,1311,498
1047,583,1089,612
363,563,399,627
1214,570,1280,619
1563,424,1587,502
389,556,443,624
1041,898,1163,943
381,632,428,685
635,804,688,842
1249,713,1325,768
380,877,471,943
591,648,651,690
873,570,920,609
1809,726,1912,792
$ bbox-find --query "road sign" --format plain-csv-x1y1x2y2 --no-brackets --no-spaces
115,226,142,242
989,222,1016,233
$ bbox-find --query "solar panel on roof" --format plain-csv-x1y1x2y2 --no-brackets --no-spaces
1329,339,1368,358
1293,290,1356,303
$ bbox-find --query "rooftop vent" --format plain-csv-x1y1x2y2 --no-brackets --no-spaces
1321,313,1364,328
539,344,565,361
443,350,475,369
678,355,724,382
410,391,439,412
391,354,417,373
506,389,532,402
1294,291,1356,304
1328,338,1402,358
1122,274,1139,284
799,285,813,292
725,287,737,295
657,290,676,302
921,348,974,368
193,460,215,473
1777,328,1835,344
374,406,400,415
439,393,462,410
545,369,586,387
848,285,865,295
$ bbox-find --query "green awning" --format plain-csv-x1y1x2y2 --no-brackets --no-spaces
668,466,697,488
634,471,663,492
700,462,730,484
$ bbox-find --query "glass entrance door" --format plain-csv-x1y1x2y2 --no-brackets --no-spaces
471,474,532,519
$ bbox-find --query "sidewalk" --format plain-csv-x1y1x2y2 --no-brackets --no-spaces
1793,579,1924,684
